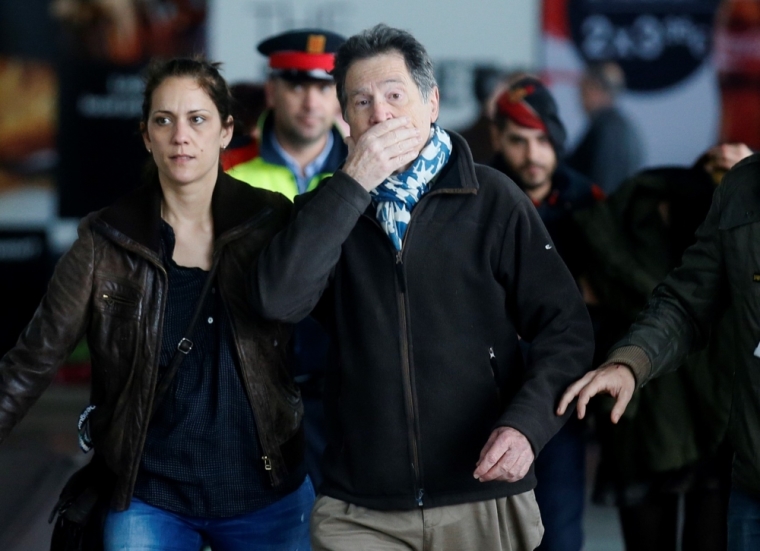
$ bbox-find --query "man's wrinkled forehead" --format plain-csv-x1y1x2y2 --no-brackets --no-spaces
345,53,415,93
349,76,407,95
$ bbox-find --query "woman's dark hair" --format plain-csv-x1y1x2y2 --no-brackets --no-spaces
141,57,233,128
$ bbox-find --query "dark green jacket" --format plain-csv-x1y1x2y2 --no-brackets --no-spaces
606,154,760,495
577,166,732,490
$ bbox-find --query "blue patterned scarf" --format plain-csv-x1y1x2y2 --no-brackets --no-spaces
370,124,452,250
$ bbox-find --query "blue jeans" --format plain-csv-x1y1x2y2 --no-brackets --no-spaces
728,487,760,551
103,476,314,551
534,417,585,551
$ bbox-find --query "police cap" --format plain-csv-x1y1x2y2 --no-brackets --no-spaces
257,29,346,82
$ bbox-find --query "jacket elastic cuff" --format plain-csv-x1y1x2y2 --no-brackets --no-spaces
602,345,651,388
495,411,550,456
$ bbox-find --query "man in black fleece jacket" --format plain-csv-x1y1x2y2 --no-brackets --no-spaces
251,24,594,551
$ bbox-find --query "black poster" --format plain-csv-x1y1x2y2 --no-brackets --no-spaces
567,0,721,91
57,62,148,217
0,230,50,357
55,0,208,217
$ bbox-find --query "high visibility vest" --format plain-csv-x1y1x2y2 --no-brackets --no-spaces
227,156,333,201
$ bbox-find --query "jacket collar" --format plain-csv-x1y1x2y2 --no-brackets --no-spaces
489,152,524,190
427,129,480,194
95,167,273,254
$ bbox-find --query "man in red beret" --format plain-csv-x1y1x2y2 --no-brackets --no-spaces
489,77,604,551
228,29,349,496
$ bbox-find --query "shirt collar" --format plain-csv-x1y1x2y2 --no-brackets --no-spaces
269,130,334,194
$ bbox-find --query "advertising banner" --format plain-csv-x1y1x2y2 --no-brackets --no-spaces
713,1,760,149
56,0,207,217
0,2,58,197
542,0,722,167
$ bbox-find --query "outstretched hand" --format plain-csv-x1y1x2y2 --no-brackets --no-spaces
473,427,534,483
342,117,422,192
556,364,636,424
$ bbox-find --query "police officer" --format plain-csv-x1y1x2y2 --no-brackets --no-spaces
228,30,348,492
228,28,347,200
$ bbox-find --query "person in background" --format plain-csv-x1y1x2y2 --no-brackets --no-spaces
0,57,311,550
227,28,347,200
488,76,604,551
566,61,644,195
251,24,594,551
228,28,349,490
458,66,509,164
574,142,751,551
558,139,760,551
221,82,266,170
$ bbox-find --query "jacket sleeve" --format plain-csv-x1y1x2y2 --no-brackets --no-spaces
0,217,95,443
494,197,595,455
250,171,372,323
606,183,727,386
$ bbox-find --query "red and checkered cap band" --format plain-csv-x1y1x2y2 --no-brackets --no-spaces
269,52,335,72
496,89,547,133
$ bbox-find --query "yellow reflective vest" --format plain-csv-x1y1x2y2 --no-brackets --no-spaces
227,157,332,201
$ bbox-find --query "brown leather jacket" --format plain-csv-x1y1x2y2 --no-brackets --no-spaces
0,171,302,510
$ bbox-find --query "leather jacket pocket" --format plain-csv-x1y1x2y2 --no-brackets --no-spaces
89,273,144,427
93,273,143,320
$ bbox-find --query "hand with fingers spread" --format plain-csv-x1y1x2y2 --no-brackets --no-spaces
556,363,636,424
473,426,534,483
342,117,423,191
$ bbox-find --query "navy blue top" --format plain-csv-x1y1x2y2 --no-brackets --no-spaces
133,221,300,517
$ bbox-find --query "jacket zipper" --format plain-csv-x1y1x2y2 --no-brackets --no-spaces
489,347,502,403
366,187,472,508
101,293,137,306
221,286,279,485
128,258,168,501
214,207,281,485
395,250,423,507
393,188,461,506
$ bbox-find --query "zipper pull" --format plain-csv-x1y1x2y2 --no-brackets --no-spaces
416,488,424,507
262,456,272,471
489,347,502,403
396,251,406,293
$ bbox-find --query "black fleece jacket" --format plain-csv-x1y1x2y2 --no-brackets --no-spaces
251,131,594,510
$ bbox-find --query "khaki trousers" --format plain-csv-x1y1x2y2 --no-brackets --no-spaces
311,491,544,551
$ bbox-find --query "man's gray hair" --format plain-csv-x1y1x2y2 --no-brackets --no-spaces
332,24,437,116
